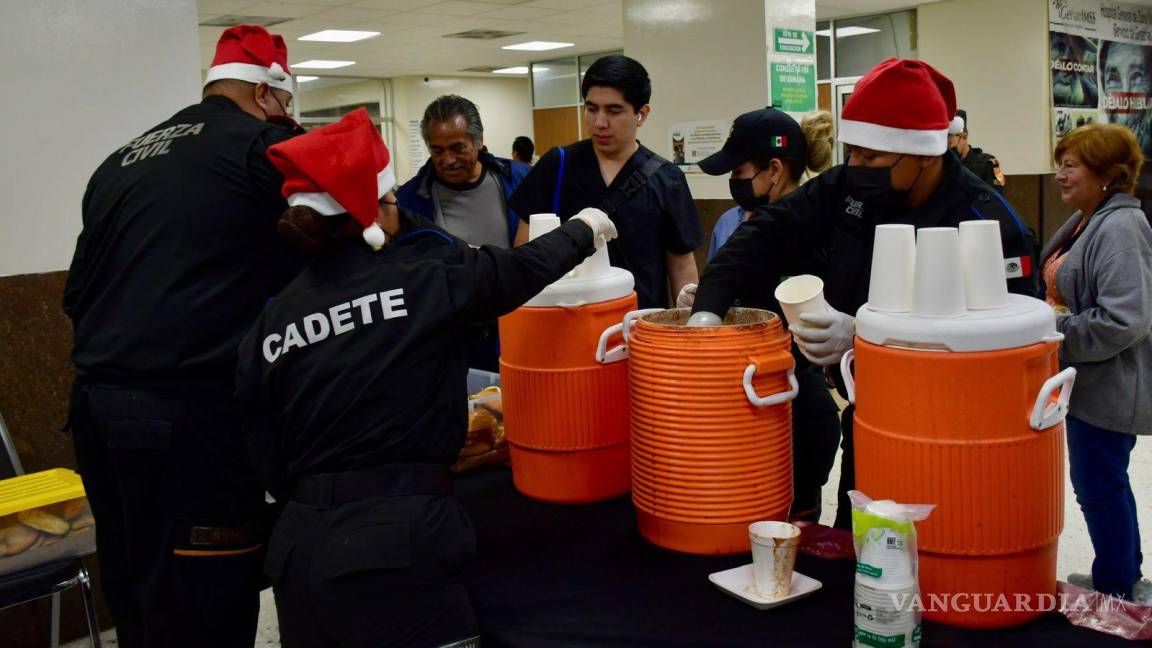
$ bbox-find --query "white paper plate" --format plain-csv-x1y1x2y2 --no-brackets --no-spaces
708,563,823,610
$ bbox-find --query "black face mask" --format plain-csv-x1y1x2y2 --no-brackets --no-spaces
844,155,918,211
729,168,774,211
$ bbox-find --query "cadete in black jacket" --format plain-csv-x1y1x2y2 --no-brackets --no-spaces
235,208,596,647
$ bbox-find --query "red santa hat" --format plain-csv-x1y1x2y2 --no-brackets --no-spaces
204,24,294,94
838,58,957,156
267,108,395,249
948,114,966,135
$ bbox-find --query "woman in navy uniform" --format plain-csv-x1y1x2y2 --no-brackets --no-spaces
236,109,617,647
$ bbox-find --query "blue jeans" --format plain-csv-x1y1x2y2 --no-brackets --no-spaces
1066,415,1142,598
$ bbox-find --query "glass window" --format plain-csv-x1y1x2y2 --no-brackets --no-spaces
816,21,831,80
531,57,580,108
833,10,917,78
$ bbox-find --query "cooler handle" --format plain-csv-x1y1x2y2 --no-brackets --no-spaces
743,362,799,408
620,308,664,343
840,349,856,404
1029,367,1077,430
595,308,663,364
595,323,627,364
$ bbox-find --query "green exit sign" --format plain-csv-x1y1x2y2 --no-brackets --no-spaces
774,28,813,55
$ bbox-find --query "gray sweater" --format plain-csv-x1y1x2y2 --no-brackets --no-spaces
1040,193,1152,435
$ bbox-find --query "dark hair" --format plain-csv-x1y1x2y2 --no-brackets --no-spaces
512,136,534,161
277,205,351,255
581,55,651,112
421,94,483,144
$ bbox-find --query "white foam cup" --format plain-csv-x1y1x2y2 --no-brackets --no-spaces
959,220,1010,310
867,224,916,312
528,213,561,241
911,227,967,317
774,275,827,329
856,527,914,588
749,521,801,599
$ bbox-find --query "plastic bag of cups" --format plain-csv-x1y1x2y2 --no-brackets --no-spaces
850,491,935,648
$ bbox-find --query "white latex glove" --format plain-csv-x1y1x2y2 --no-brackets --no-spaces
789,309,855,366
676,283,698,308
572,207,618,246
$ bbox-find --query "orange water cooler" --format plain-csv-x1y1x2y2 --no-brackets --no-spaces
498,217,636,503
845,223,1076,629
619,308,798,555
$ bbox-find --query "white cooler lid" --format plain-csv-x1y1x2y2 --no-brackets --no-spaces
855,293,1061,352
524,266,634,307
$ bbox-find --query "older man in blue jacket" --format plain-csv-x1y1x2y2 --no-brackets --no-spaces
397,94,530,369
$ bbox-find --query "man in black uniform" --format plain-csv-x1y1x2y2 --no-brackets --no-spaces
949,109,1006,194
62,25,305,647
510,55,702,309
237,110,617,646
692,59,1038,529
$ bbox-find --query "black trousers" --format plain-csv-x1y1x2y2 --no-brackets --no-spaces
267,491,479,647
833,404,857,530
788,363,843,522
69,380,265,648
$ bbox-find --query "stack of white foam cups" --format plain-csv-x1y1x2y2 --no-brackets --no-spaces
868,220,1009,316
854,527,918,647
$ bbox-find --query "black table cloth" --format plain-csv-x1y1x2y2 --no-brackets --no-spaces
457,466,1131,647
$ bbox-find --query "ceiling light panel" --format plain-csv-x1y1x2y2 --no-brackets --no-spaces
501,41,574,51
299,30,380,43
292,60,357,69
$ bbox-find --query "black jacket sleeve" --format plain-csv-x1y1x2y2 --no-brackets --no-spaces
460,218,595,322
693,172,835,317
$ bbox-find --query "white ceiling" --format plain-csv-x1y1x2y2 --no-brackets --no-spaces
196,0,939,80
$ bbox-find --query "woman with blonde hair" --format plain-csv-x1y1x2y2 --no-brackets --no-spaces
1043,122,1152,603
677,108,838,522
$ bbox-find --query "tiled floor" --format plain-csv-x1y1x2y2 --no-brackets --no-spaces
66,426,1152,647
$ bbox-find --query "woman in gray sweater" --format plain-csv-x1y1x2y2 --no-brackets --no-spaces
1042,122,1150,602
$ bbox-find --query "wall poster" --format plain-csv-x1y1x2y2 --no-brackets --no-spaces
670,120,727,174
1049,0,1152,156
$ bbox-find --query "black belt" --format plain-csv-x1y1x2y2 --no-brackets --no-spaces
291,464,452,507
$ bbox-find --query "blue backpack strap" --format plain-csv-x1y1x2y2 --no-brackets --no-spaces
395,228,454,245
551,146,566,215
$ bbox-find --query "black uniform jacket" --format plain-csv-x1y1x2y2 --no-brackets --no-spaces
694,152,1039,318
960,146,1005,194
64,96,304,383
236,210,595,499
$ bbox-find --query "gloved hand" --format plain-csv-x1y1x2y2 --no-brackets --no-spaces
676,283,697,308
789,308,855,366
572,207,618,246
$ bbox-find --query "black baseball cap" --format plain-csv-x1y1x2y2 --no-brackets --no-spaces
698,107,807,175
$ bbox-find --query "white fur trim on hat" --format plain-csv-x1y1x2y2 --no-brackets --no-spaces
203,62,294,94
286,191,345,215
376,162,396,198
838,119,948,156
948,115,965,135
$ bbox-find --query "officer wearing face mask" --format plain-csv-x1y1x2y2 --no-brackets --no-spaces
949,109,1006,194
692,59,1039,529
678,107,841,522
63,24,307,647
